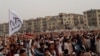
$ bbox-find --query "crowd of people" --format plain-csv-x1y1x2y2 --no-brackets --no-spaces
0,30,100,56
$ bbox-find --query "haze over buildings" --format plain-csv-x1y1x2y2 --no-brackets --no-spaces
0,0,100,23
0,9,100,35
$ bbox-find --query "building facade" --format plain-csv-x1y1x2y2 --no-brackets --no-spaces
1,9,100,35
84,9,100,29
0,23,9,35
59,13,86,29
0,24,4,35
46,16,63,32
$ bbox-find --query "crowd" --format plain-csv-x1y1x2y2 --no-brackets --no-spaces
0,30,100,56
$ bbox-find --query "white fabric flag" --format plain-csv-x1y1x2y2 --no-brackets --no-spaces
9,9,23,36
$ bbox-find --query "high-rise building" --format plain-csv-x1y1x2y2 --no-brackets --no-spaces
33,17,44,32
46,16,64,32
21,19,35,33
59,13,86,29
0,24,4,35
0,23,9,35
84,9,100,29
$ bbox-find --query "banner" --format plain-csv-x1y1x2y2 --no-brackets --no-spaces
9,9,23,36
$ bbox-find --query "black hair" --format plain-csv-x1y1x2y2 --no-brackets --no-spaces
40,42,44,46
31,40,35,46
44,48,49,52
19,49,26,55
0,48,4,52
10,44,16,48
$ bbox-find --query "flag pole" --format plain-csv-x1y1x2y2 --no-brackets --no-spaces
4,9,10,46
3,28,6,46
9,9,11,37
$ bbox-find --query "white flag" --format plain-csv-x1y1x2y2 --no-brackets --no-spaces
9,9,23,36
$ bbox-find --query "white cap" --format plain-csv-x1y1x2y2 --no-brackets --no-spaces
20,42,23,45
14,54,19,56
49,41,54,44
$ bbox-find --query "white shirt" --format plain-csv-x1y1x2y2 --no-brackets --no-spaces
14,54,19,56
58,43,63,54
95,40,100,53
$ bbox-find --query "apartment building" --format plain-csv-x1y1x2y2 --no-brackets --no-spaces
59,13,86,29
84,9,100,29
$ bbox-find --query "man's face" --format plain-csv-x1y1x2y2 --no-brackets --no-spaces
10,46,14,50
41,44,44,48
50,44,55,50
45,50,50,56
21,52,26,56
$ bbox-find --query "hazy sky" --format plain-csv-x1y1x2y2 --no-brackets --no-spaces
0,0,100,23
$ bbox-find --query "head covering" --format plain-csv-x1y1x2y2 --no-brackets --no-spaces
14,54,19,56
49,41,54,44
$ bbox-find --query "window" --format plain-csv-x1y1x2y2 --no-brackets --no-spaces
53,23,55,25
69,22,70,24
98,14,100,17
64,19,66,21
98,10,100,13
49,24,51,25
87,15,91,17
99,22,100,25
68,14,70,16
68,18,70,20
66,22,69,23
84,16,86,18
59,14,63,17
